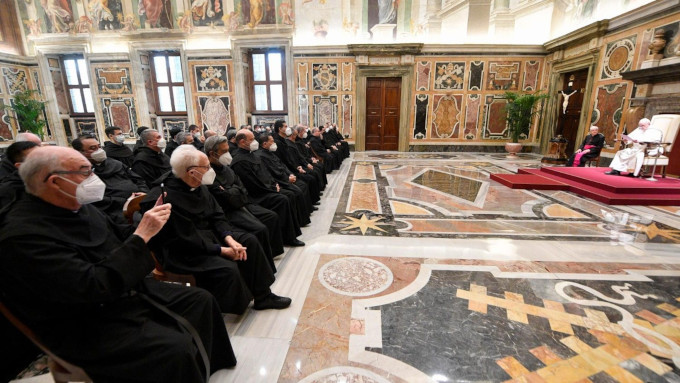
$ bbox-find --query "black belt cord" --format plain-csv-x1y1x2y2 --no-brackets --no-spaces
136,292,211,383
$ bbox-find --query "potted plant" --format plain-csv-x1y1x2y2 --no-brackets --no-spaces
504,91,548,158
4,89,47,140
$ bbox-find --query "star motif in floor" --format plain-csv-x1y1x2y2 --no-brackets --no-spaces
339,214,388,235
632,222,680,241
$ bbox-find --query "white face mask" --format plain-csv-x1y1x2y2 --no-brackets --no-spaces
284,127,293,137
58,174,106,205
90,148,107,163
249,140,259,152
218,152,232,166
201,168,216,185
302,132,308,139
114,134,125,144
268,143,278,152
156,138,167,149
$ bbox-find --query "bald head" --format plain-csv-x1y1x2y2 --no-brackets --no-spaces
19,146,88,197
204,130,217,139
235,129,255,150
15,132,42,145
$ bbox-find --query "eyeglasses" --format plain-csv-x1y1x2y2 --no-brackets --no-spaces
43,166,94,182
187,165,210,172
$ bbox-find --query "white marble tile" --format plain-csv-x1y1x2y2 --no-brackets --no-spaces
11,375,55,383
209,336,289,383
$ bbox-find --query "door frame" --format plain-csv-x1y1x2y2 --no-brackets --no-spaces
540,53,598,155
356,66,413,152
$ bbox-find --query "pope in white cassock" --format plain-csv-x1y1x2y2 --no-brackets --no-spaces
606,118,662,177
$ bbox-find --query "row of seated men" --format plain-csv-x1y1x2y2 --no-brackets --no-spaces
0,120,349,382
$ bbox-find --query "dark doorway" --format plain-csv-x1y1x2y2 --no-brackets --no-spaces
556,69,588,155
366,77,401,151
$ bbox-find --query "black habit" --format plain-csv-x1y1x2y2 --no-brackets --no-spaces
92,158,149,220
0,194,236,383
566,133,606,167
103,141,135,168
140,174,276,314
132,146,172,188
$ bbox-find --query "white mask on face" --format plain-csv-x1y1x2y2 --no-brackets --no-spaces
268,143,278,152
90,148,107,163
201,168,216,185
58,174,106,205
302,133,308,139
156,138,167,149
284,127,293,137
218,152,232,166
114,134,125,144
249,140,259,152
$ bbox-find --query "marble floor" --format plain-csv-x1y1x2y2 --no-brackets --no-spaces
15,152,680,383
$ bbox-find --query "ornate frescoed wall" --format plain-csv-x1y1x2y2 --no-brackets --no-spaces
90,62,140,137
0,60,44,141
294,57,356,139
410,56,546,144
188,58,235,135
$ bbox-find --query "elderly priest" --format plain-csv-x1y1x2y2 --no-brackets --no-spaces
0,146,236,383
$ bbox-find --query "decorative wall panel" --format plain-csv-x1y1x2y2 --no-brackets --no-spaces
0,99,13,140
101,97,138,134
341,94,352,137
312,63,338,91
486,61,520,91
468,61,484,91
160,117,189,139
522,61,540,91
432,95,462,138
482,95,508,139
591,83,627,144
416,61,431,91
297,63,309,91
600,35,636,80
342,63,353,91
313,95,337,127
30,69,42,96
433,62,465,90
198,96,231,135
2,67,28,95
414,94,428,139
194,65,229,92
464,94,481,140
50,67,69,115
95,67,132,95
298,95,309,126
73,118,98,137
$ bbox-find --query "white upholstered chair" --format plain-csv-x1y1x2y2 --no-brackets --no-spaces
642,114,680,178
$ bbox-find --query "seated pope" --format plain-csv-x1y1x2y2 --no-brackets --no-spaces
0,146,236,383
606,118,662,177
140,145,292,314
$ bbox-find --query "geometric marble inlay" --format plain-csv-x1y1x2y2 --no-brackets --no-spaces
318,257,393,297
411,169,483,203
298,366,393,383
390,200,433,216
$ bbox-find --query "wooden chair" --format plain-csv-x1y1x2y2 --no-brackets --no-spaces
123,195,196,286
584,155,601,167
0,302,92,383
640,114,680,178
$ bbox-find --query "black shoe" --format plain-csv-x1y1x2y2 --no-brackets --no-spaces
605,170,621,176
312,206,319,211
627,172,637,177
287,239,305,247
313,201,321,206
253,293,292,310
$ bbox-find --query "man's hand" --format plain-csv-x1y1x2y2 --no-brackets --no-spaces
288,174,296,183
224,236,247,260
276,183,281,192
307,164,313,170
134,195,171,243
311,158,318,164
326,149,331,153
576,149,582,153
130,192,147,198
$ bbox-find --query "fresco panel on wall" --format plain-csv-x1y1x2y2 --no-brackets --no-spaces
198,96,231,135
591,83,627,145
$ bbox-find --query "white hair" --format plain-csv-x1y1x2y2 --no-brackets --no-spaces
639,118,651,125
19,146,67,195
170,145,202,178
589,126,598,131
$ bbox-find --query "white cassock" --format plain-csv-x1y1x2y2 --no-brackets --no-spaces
609,127,663,175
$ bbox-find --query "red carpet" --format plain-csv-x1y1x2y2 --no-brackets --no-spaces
491,167,680,205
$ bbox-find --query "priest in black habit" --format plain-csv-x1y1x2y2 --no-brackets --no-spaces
73,135,149,221
102,126,135,168
565,125,606,167
272,120,322,204
309,127,339,172
0,141,39,209
140,145,292,314
203,135,286,259
0,146,236,383
132,128,171,188
293,125,328,187
254,133,315,226
230,129,309,239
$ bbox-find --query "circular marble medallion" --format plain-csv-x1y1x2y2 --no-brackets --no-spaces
318,257,393,297
298,366,392,383
608,46,629,71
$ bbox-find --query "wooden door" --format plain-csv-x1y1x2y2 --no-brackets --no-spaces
555,69,588,155
366,77,401,151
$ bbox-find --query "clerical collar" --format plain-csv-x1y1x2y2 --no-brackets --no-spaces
190,187,197,192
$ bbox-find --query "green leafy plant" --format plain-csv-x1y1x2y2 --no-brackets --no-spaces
4,89,47,139
504,91,548,143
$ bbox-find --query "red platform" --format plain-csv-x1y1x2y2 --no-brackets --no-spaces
490,167,680,205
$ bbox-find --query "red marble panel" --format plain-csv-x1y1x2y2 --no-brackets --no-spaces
465,94,481,139
111,103,132,133
416,61,431,91
523,60,540,91
592,83,627,144
431,95,462,138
